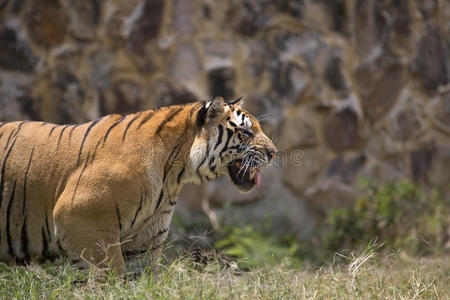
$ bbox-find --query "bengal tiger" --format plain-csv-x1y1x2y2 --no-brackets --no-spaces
0,96,277,274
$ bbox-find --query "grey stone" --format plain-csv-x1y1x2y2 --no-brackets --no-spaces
87,49,115,90
152,79,197,108
170,42,201,80
326,154,366,184
208,67,235,100
101,80,143,115
0,73,34,121
428,145,450,187
172,0,196,34
352,0,388,58
279,105,318,150
26,0,69,47
128,0,165,54
414,25,449,91
410,143,436,182
65,0,101,41
0,25,37,72
270,62,309,104
324,109,361,152
388,91,426,141
325,55,348,96
354,53,405,122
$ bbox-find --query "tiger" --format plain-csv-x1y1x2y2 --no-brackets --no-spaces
0,96,277,275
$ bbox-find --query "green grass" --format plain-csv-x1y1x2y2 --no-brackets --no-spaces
0,249,448,299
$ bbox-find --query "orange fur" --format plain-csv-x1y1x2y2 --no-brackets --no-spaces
0,97,276,274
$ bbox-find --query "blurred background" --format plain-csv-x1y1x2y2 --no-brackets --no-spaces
0,0,449,265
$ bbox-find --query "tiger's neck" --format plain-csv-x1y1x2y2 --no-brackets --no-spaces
138,102,206,198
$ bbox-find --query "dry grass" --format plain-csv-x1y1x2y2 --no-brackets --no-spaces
0,249,448,300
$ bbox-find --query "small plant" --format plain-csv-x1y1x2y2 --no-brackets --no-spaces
215,225,303,270
325,179,448,255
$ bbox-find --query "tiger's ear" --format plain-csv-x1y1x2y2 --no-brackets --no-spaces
197,97,225,127
227,96,244,107
206,96,225,119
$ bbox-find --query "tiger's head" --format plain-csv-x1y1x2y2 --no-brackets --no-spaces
191,96,277,192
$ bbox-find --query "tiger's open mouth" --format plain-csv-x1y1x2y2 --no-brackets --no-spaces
228,160,262,192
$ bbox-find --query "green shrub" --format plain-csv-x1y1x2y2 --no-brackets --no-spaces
215,225,303,270
325,179,448,255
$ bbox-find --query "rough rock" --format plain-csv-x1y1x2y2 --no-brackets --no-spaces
324,109,361,152
414,25,449,91
65,0,100,41
172,0,196,34
170,42,201,80
128,0,165,54
208,67,235,99
26,0,69,47
354,53,405,122
410,143,436,183
101,80,143,115
0,25,37,72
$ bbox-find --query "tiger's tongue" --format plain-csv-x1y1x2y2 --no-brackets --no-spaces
254,170,262,187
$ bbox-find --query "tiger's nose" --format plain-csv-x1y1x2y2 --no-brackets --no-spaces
267,150,276,162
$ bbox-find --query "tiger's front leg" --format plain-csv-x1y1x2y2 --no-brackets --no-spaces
123,207,175,273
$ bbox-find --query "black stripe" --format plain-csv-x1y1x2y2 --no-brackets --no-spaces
177,167,185,184
155,107,184,136
71,152,90,203
152,228,168,240
13,121,29,138
214,125,224,150
131,193,144,228
103,115,124,145
21,216,30,262
196,102,208,128
169,200,177,206
237,110,241,116
57,125,71,148
22,146,35,214
40,122,49,127
77,118,102,166
48,125,59,138
4,129,17,150
220,128,234,156
196,141,210,178
41,227,50,258
116,204,122,231
44,210,51,241
137,111,155,130
6,180,17,258
0,136,18,208
68,125,80,145
0,122,7,130
155,190,164,210
122,115,139,142
229,121,237,127
189,103,201,122
56,239,65,253
91,138,102,163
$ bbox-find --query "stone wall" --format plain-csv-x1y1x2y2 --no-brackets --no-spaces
0,0,449,238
